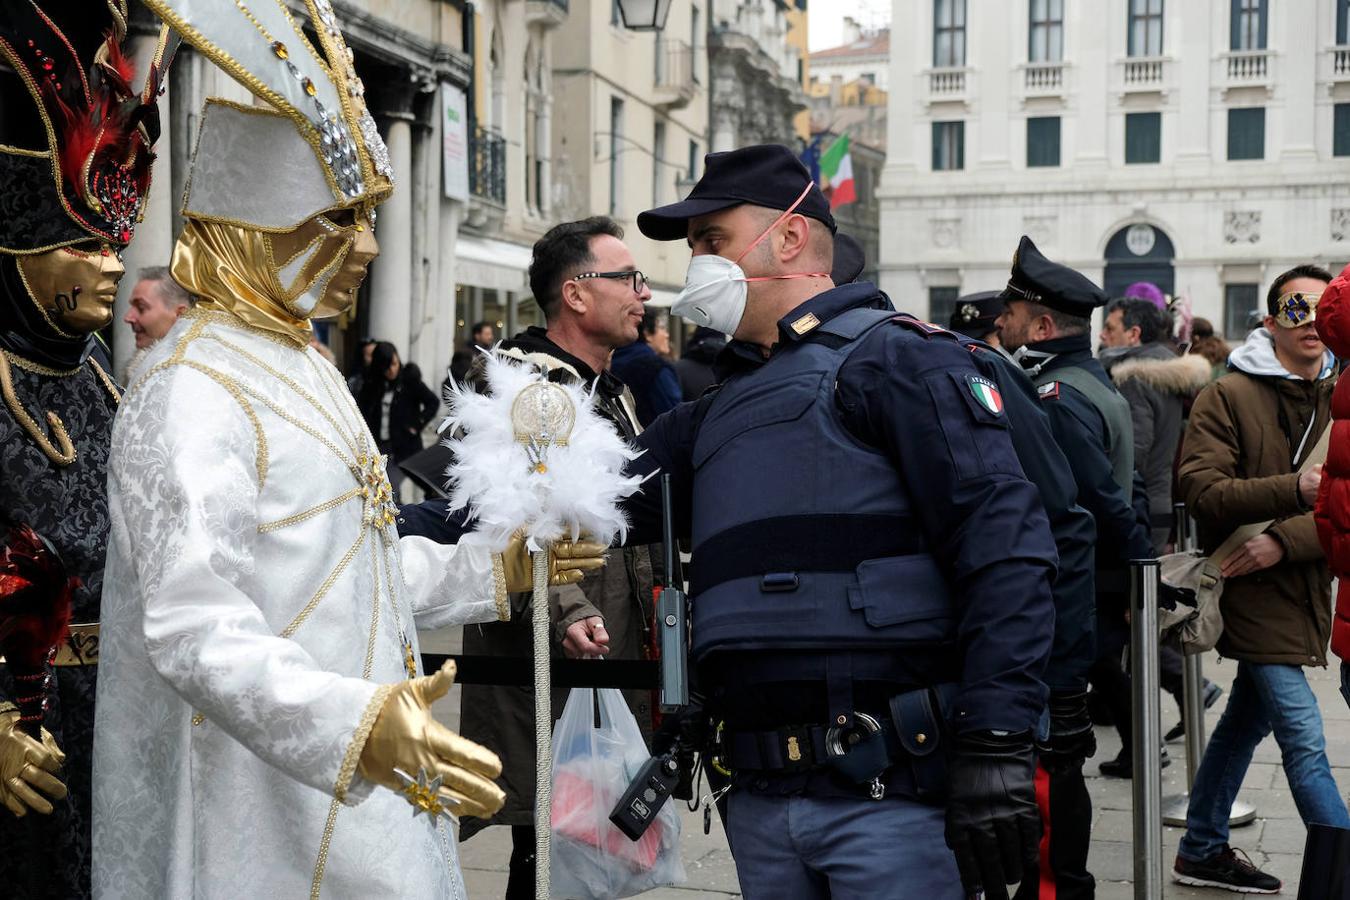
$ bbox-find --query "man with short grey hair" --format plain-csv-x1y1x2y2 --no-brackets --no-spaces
124,265,191,351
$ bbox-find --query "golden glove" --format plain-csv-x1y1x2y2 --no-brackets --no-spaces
0,707,67,817
498,533,607,593
357,662,505,819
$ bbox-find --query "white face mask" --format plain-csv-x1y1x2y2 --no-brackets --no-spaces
671,252,748,335
670,183,830,337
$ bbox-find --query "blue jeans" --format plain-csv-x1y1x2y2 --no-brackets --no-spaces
726,789,966,899
1178,662,1350,861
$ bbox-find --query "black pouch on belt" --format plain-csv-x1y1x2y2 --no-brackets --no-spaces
888,683,957,805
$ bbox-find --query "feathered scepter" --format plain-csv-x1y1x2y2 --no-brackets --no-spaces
441,350,644,899
0,526,76,738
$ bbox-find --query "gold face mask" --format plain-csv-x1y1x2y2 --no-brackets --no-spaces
265,208,379,320
15,243,125,335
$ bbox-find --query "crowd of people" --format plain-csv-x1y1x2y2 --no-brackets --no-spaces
3,3,1350,900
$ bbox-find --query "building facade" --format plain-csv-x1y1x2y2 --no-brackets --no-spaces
551,0,711,304
707,0,810,152
878,0,1350,336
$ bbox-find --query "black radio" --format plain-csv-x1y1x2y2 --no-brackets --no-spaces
608,752,681,841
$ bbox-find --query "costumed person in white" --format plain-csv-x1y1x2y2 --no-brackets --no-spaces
90,3,603,898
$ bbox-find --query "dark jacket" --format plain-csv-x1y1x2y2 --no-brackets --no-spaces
1314,263,1350,661
623,283,1056,737
609,339,681,426
1180,328,1336,666
1024,335,1154,602
1103,342,1212,550
357,364,439,461
455,326,660,836
673,327,726,400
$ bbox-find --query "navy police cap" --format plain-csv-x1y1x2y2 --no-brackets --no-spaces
999,235,1107,318
637,144,836,242
949,290,1003,338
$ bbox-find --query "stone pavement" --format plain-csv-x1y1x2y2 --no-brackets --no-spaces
421,625,1344,898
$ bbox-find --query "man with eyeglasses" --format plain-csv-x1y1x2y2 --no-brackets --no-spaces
451,216,665,899
1172,264,1344,893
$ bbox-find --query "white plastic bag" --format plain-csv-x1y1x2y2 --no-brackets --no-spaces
549,686,686,899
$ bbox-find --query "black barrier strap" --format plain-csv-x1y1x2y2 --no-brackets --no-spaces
421,654,659,689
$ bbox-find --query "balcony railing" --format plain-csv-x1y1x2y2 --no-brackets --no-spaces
468,127,506,206
1123,56,1165,88
1334,45,1350,81
1225,49,1270,82
928,66,967,97
1024,61,1065,93
654,39,697,109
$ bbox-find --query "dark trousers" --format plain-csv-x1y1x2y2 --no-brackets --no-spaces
505,825,535,900
1015,758,1095,900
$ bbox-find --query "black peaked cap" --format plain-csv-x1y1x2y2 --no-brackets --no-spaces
999,235,1107,318
949,290,1003,338
637,144,836,242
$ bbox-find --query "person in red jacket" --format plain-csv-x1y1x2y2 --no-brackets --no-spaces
1313,261,1350,707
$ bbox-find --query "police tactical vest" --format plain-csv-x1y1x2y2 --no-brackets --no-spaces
1036,365,1135,496
688,307,955,665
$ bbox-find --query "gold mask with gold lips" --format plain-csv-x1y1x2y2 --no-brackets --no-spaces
15,243,126,336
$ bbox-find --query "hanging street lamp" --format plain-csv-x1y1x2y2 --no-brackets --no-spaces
616,0,674,31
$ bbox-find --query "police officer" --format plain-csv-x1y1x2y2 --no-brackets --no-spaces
995,237,1156,784
623,145,1057,900
949,290,1004,346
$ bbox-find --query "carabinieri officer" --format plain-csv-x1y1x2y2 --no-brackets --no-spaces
621,144,1057,900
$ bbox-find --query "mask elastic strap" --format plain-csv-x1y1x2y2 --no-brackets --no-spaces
733,182,816,267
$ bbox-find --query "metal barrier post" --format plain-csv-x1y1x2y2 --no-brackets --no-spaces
1130,558,1164,900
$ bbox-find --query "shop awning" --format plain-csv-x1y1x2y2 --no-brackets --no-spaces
454,235,533,293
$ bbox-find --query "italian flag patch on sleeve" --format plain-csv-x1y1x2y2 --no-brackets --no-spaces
967,375,1004,415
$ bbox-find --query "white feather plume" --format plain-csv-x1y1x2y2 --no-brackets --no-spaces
441,350,645,552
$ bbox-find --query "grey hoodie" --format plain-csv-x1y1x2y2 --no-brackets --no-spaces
1228,326,1335,381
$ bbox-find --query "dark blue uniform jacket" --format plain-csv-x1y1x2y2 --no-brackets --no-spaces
623,283,1057,736
1024,335,1154,604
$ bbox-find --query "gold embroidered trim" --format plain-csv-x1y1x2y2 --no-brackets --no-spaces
334,682,392,804
183,305,304,351
0,701,17,715
363,541,385,680
191,712,205,726
492,553,510,621
87,357,121,404
0,143,48,158
258,487,361,533
0,352,75,466
201,332,359,455
311,798,342,900
279,527,366,638
2,350,80,377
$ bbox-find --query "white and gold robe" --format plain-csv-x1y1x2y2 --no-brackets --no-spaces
92,309,508,899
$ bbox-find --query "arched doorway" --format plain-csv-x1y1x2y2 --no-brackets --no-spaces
1103,223,1175,299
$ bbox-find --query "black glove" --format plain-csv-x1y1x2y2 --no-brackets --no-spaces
1039,690,1096,767
944,731,1040,900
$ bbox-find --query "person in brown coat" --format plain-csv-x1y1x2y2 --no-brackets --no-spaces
456,217,661,899
1172,264,1347,894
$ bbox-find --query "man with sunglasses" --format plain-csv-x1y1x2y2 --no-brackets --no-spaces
453,216,665,899
1171,264,1345,893
621,145,1056,900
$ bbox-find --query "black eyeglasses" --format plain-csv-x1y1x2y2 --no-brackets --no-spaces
573,270,649,294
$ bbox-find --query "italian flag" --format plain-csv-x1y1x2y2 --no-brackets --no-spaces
819,133,856,209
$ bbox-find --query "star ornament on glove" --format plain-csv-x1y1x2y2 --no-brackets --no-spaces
393,767,459,820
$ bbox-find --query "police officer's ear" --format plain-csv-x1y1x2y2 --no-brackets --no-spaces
775,213,814,266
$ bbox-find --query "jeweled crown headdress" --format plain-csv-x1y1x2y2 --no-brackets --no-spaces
0,0,174,254
144,0,393,231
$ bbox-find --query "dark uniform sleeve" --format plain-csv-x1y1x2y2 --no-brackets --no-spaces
1040,385,1154,572
619,395,710,547
977,349,1097,693
836,326,1056,735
